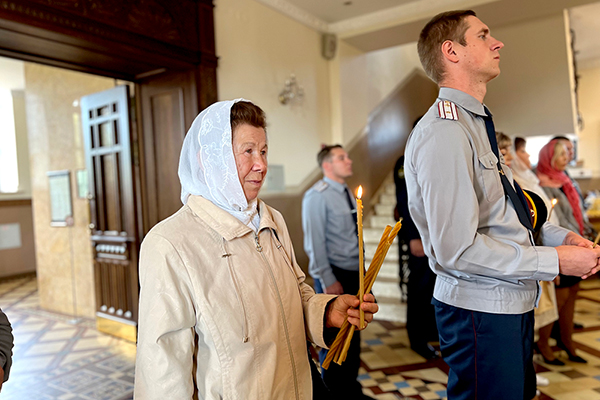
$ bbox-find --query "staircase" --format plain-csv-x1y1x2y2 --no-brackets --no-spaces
364,174,407,323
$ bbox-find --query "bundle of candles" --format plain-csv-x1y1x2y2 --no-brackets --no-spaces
322,186,402,369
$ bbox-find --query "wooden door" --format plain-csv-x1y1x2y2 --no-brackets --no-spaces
81,85,139,342
138,69,200,233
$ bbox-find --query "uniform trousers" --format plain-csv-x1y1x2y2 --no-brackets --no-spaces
432,298,536,400
314,265,366,399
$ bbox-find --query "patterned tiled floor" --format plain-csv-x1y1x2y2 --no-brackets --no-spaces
350,277,600,400
4,275,600,399
0,275,135,400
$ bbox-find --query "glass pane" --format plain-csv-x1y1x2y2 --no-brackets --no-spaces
113,120,119,145
101,153,120,232
97,105,110,116
90,126,97,148
99,121,114,147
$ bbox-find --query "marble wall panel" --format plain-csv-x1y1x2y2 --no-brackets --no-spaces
24,62,115,318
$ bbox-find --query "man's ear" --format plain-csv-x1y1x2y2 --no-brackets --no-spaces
441,40,459,64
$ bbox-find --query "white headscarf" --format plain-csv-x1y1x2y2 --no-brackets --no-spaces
178,98,260,229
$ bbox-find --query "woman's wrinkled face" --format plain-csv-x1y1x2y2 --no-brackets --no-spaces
552,143,569,172
232,124,268,202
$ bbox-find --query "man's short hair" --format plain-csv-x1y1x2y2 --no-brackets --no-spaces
417,10,476,84
317,144,343,168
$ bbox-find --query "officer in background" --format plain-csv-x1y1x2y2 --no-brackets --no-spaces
393,116,439,360
302,144,373,400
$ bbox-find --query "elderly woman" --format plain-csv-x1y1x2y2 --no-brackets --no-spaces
134,99,378,399
535,139,593,365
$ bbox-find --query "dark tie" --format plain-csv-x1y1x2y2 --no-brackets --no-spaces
482,107,534,232
344,187,358,232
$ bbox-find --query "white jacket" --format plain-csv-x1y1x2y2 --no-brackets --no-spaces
134,195,335,399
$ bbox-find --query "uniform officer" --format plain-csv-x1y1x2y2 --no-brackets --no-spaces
404,10,600,400
302,144,372,400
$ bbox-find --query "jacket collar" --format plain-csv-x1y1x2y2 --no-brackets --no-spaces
187,195,278,241
323,176,349,194
438,87,489,117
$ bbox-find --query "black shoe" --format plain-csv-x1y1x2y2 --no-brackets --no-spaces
542,356,565,366
567,354,587,363
556,342,588,364
412,344,440,360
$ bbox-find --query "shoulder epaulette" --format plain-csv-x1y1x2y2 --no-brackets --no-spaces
311,180,328,192
437,100,459,121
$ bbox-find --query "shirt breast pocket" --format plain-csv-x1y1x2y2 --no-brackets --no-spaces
478,151,504,203
331,207,354,231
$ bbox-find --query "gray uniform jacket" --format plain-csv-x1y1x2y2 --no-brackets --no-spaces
302,177,359,289
0,309,13,381
404,87,568,314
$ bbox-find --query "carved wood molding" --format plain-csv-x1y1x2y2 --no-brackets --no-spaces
0,0,216,57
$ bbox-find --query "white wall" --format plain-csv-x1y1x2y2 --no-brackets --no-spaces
486,13,576,137
337,41,423,145
214,0,331,187
577,66,600,178
215,0,428,187
0,57,31,200
337,41,369,144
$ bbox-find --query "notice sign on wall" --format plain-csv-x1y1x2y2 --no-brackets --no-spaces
48,170,73,226
0,223,21,250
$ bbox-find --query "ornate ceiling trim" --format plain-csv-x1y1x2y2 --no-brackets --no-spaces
253,0,328,32
330,0,497,36
253,0,498,37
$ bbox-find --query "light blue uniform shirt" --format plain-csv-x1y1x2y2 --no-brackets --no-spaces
404,87,567,314
302,177,359,289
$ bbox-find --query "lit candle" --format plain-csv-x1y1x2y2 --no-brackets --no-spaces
548,198,558,221
356,185,364,329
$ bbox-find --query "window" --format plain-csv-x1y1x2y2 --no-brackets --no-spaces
0,88,19,193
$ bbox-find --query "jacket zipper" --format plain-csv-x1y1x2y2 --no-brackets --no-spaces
271,230,304,300
254,233,300,400
222,239,249,343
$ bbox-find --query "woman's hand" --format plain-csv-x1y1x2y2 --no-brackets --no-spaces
325,294,378,330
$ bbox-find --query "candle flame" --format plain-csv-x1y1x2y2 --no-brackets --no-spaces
357,185,363,199
551,198,558,207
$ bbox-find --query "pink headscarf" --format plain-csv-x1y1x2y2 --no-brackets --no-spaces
536,139,584,235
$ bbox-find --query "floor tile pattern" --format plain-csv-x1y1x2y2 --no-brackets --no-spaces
5,274,600,399
0,275,135,400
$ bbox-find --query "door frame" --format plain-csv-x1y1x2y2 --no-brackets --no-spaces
0,0,218,332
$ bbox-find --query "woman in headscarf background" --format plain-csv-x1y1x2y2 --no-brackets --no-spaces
534,139,594,365
512,137,559,225
134,99,378,399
